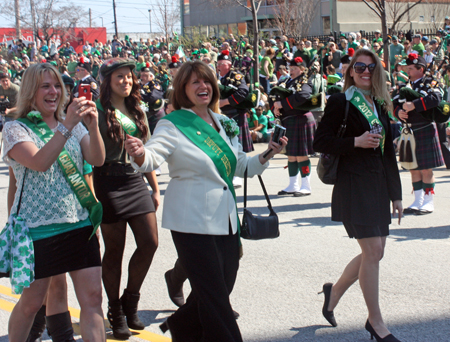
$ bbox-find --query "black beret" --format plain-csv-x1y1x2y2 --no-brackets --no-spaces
100,58,136,78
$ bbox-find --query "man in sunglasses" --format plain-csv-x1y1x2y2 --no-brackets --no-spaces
394,53,444,215
73,57,100,101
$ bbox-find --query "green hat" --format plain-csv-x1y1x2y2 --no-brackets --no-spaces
192,50,199,55
392,35,398,41
49,61,58,66
200,48,208,54
399,59,407,66
100,58,136,78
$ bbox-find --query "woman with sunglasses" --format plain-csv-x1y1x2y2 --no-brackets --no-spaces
314,49,403,342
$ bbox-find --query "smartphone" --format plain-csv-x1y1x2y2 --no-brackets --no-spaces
79,84,92,101
272,124,286,144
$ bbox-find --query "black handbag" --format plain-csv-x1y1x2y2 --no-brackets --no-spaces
240,168,279,240
317,101,349,185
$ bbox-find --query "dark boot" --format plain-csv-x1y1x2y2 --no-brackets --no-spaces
45,311,76,342
164,259,187,307
26,305,46,342
107,300,132,340
120,289,145,330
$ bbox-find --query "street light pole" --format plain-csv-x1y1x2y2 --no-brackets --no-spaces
100,17,104,27
148,9,152,34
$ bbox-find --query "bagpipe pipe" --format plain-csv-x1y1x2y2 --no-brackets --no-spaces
268,55,324,114
397,85,450,123
218,83,261,110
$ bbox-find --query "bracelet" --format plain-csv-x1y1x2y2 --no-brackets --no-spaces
57,123,72,140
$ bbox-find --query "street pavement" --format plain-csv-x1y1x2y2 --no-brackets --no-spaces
0,142,449,341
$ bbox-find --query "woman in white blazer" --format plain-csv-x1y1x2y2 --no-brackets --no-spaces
125,61,287,342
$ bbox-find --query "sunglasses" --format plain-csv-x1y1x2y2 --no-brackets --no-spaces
353,62,376,74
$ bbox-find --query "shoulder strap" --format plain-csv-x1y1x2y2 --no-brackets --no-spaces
243,168,272,210
337,101,350,138
16,168,28,216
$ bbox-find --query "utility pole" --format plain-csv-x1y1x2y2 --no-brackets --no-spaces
165,4,168,44
180,0,184,36
113,0,118,37
15,0,21,39
89,8,92,27
148,9,152,34
30,0,36,43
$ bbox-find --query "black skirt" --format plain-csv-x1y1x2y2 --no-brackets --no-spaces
343,222,389,239
94,167,155,224
33,226,101,279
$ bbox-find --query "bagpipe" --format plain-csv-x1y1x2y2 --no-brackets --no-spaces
218,83,261,110
397,86,450,123
268,86,323,113
268,55,325,115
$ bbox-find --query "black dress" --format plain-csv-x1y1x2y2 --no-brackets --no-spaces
314,93,402,238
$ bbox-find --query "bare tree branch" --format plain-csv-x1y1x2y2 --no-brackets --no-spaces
362,0,382,18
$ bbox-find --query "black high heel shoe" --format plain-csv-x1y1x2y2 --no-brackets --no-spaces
365,320,401,342
318,283,337,327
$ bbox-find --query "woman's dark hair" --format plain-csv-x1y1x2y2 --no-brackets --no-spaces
99,67,149,144
170,61,220,111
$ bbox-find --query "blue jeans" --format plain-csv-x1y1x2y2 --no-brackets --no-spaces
259,75,271,94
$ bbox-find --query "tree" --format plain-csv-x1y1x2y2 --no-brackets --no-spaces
424,0,450,31
204,0,264,85
362,0,423,70
0,0,89,46
385,0,421,33
152,0,181,47
272,0,320,39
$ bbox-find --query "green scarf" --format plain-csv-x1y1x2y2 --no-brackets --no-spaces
18,114,102,236
162,109,240,233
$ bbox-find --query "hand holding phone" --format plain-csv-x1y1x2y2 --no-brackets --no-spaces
79,84,92,101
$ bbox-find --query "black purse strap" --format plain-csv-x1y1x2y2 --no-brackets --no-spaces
16,168,28,216
337,101,350,138
243,168,273,210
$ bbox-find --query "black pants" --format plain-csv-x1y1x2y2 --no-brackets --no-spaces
168,230,242,342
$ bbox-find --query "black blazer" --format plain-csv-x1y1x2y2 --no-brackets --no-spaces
314,93,402,226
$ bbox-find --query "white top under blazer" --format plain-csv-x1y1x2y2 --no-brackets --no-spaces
131,108,269,235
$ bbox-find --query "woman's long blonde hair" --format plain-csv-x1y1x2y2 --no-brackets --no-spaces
343,48,393,112
16,63,67,121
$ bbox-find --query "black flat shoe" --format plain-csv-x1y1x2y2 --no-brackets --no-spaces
365,320,401,342
277,190,296,196
318,283,337,327
403,207,418,215
414,209,433,215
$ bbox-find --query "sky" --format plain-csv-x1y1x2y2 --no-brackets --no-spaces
1,0,181,35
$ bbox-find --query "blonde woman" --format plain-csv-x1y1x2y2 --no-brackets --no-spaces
314,49,403,342
2,63,105,342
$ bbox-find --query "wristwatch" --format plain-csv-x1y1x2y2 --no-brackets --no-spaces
57,123,73,140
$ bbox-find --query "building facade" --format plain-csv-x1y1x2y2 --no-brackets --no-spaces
181,0,450,39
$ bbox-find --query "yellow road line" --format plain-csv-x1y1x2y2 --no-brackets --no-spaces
0,284,171,342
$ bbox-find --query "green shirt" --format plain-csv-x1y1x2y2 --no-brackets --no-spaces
293,49,311,66
348,41,359,50
389,43,404,68
259,56,274,77
257,114,268,137
247,110,258,129
411,43,425,57
67,61,78,77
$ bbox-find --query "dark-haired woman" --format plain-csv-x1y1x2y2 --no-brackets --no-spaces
94,58,160,339
125,60,287,342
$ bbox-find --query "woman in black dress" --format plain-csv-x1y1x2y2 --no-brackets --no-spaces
314,49,403,342
94,58,160,339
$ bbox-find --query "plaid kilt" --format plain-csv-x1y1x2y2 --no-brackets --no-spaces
283,113,315,156
412,122,444,170
237,115,254,153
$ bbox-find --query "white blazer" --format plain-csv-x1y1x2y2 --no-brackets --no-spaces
131,109,269,235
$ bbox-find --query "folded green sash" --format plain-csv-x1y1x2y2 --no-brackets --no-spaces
162,109,240,233
96,99,138,137
18,117,102,237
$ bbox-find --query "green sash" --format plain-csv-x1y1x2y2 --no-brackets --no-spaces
95,99,138,137
350,91,386,155
162,109,240,233
17,117,102,237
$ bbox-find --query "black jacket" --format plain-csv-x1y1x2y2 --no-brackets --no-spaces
314,93,402,225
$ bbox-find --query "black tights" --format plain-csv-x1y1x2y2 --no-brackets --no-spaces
100,212,158,300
